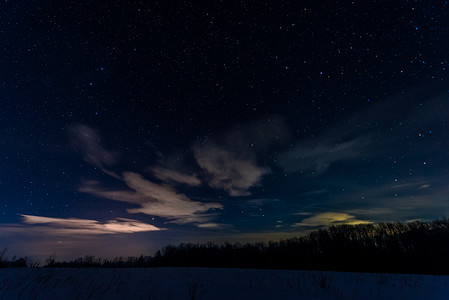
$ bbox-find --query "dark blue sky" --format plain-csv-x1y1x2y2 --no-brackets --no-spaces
1,0,449,259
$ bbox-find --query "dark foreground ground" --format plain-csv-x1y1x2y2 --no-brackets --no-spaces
1,267,449,299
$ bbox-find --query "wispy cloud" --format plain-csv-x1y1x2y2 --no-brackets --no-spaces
292,212,373,227
288,175,448,226
68,124,223,226
21,214,162,234
69,125,119,178
278,135,374,174
330,178,449,222
193,143,270,196
278,90,449,176
149,166,201,186
79,172,222,225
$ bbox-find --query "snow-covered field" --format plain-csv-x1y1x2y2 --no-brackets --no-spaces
1,267,448,299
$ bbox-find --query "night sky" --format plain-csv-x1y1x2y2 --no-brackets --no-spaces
1,1,449,259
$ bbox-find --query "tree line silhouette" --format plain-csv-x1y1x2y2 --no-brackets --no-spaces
148,219,449,274
3,219,449,274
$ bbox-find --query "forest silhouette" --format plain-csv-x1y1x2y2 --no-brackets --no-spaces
3,219,449,274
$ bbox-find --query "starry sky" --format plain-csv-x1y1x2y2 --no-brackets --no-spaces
1,1,449,259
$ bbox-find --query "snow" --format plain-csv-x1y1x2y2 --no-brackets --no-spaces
1,267,449,299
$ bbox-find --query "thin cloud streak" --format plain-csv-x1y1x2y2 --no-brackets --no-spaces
196,223,233,229
21,214,162,234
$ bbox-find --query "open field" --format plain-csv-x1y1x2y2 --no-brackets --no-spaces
1,267,449,299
